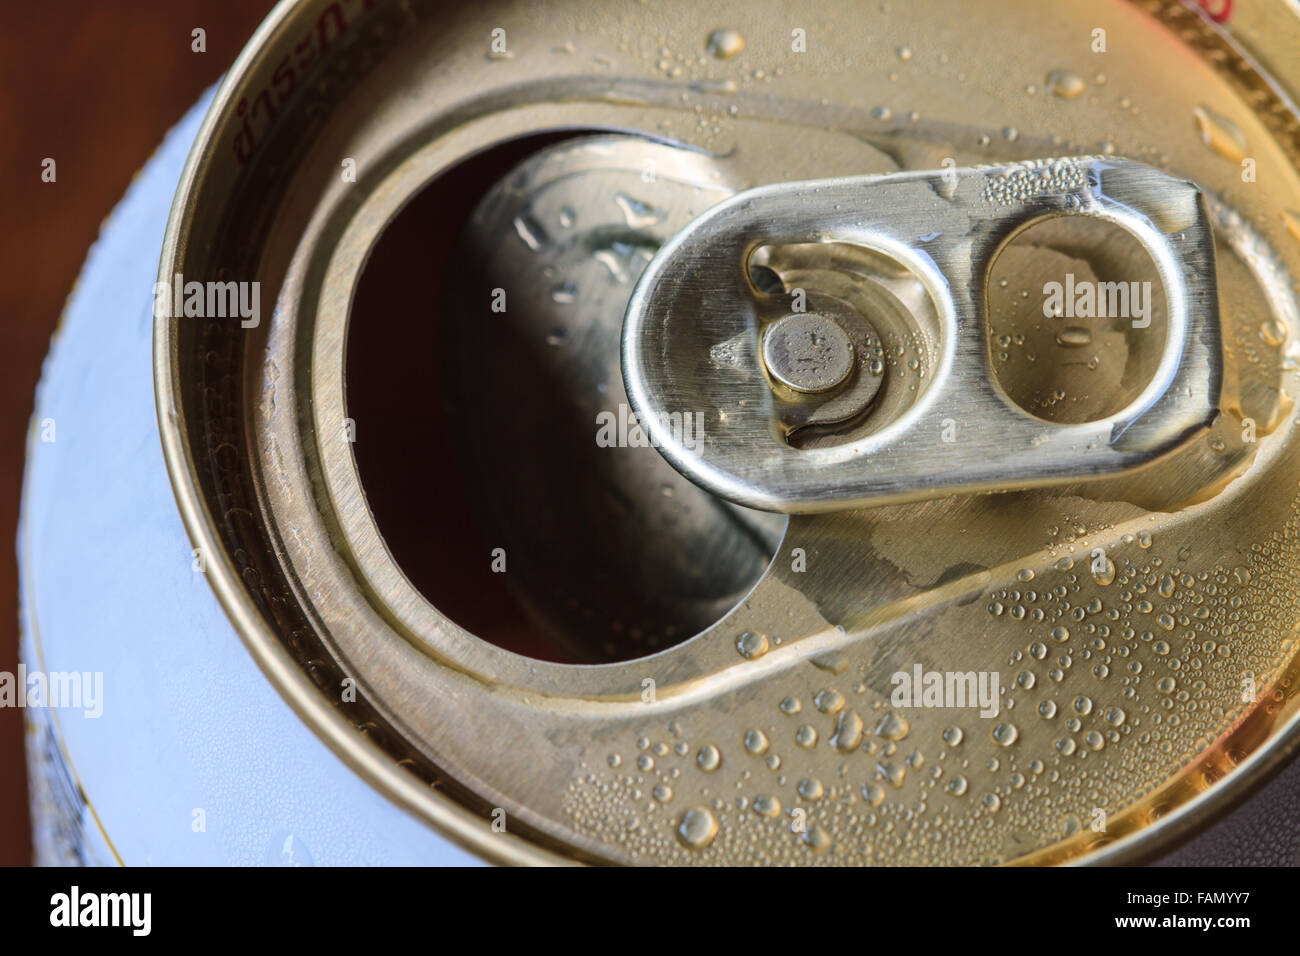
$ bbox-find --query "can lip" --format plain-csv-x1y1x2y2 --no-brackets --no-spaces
1077,711,1300,865
152,0,570,867
151,0,1300,866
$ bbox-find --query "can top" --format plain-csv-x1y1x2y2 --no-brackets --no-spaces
157,0,1300,865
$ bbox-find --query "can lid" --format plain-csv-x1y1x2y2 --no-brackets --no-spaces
156,0,1300,865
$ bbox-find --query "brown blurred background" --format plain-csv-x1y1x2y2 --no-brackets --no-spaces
0,0,274,866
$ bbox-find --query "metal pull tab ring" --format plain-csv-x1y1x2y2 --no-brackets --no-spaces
622,157,1222,513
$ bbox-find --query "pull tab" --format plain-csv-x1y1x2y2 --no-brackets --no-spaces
622,157,1222,513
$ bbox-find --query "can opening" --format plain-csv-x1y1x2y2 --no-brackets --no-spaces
986,215,1168,424
347,132,785,664
346,133,575,662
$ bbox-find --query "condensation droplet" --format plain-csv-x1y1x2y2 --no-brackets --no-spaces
706,28,744,60
991,722,1019,747
696,745,721,772
798,777,824,800
737,631,770,659
1193,104,1247,162
1046,69,1085,99
676,807,719,849
1056,326,1093,348
744,729,770,755
876,711,910,740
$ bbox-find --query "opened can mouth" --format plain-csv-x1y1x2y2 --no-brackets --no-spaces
156,0,1300,865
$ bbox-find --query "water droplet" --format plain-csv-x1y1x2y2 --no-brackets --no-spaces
780,696,802,715
876,711,910,740
862,782,885,807
266,831,314,867
947,775,969,796
737,631,770,659
696,745,721,772
614,193,663,228
991,722,1019,747
797,777,824,800
815,688,845,714
1260,320,1287,347
795,725,819,748
942,725,964,746
831,709,864,752
1090,556,1116,586
752,794,782,817
512,215,543,251
676,807,719,849
1193,104,1247,162
1056,326,1093,348
1051,625,1071,643
1046,69,1085,99
1038,699,1058,719
744,729,770,755
802,824,831,853
593,242,651,284
653,783,674,803
811,650,849,674
877,763,906,788
706,28,744,59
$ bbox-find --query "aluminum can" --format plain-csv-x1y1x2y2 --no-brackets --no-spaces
20,0,1300,865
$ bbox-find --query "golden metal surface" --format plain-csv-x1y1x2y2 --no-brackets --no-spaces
156,0,1300,864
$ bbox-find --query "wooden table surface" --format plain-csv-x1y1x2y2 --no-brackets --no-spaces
0,0,275,867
